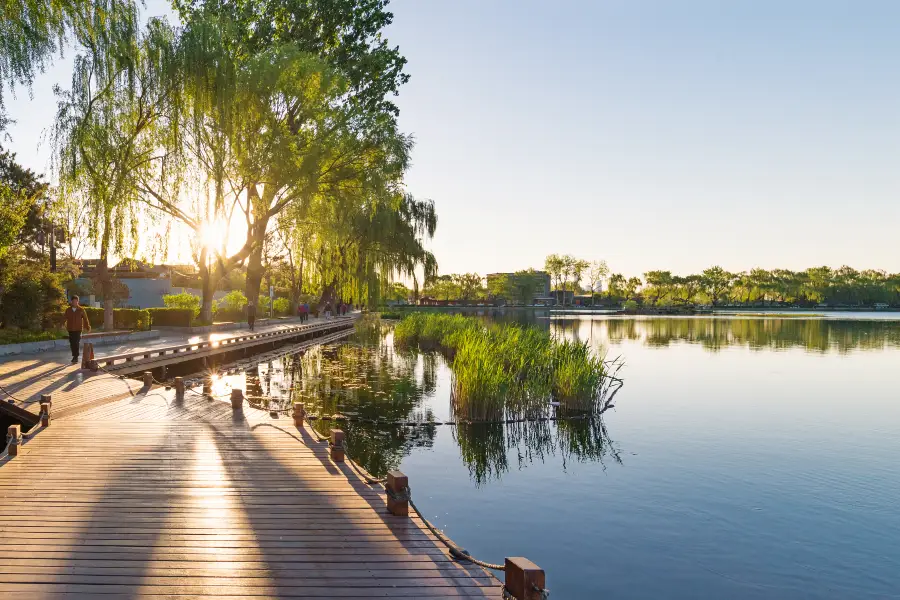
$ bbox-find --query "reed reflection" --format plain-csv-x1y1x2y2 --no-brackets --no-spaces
245,318,623,484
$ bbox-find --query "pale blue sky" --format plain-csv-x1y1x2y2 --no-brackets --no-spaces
4,1,899,277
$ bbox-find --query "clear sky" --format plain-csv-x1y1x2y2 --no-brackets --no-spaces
3,1,899,277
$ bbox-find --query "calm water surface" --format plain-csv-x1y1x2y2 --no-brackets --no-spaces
235,316,900,599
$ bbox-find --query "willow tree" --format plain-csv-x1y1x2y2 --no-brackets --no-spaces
171,0,411,308
53,16,176,328
0,0,140,123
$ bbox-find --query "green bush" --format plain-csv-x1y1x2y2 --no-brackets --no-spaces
163,292,201,318
0,262,67,331
0,329,67,345
273,297,291,316
214,290,247,322
81,307,151,330
114,308,150,330
147,308,194,327
623,299,638,311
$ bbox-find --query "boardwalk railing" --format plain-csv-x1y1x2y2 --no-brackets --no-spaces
95,317,357,372
285,403,550,600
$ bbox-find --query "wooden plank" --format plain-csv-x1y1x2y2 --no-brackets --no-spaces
0,401,503,598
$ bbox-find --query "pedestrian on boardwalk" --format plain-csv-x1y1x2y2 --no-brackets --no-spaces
63,295,91,364
247,301,256,331
300,302,308,323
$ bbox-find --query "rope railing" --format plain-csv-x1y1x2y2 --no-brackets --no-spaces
293,415,550,600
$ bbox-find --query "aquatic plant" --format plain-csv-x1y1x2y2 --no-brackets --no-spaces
394,313,622,420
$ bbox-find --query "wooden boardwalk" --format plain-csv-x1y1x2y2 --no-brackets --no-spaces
0,317,356,422
0,349,503,597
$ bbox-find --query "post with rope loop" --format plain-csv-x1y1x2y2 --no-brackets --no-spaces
292,402,305,428
81,343,95,369
174,377,185,399
40,394,52,412
504,557,546,600
386,471,409,517
6,425,21,457
230,389,244,411
202,377,212,398
142,371,153,388
39,402,51,427
330,429,345,462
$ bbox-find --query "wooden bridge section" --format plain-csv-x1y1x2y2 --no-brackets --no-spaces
0,318,509,598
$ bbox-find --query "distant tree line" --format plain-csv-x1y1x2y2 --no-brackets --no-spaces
395,262,900,309
632,266,900,308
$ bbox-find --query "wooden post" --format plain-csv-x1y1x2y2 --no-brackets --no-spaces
6,425,21,457
160,365,167,381
174,377,185,399
40,402,51,427
143,371,153,387
230,388,244,411
81,343,94,369
504,558,545,600
40,394,52,412
292,402,305,428
330,429,345,462
202,378,212,397
386,470,409,517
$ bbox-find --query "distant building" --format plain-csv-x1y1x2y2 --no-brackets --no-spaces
550,289,574,305
73,260,208,309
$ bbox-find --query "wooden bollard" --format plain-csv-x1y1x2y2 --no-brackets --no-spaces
330,429,345,462
293,402,305,428
6,425,21,457
40,402,51,427
143,371,153,387
386,470,409,517
174,377,185,399
202,378,212,397
40,394,52,412
505,557,546,600
81,343,95,369
230,388,244,411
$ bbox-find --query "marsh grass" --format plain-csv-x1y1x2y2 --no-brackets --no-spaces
395,313,622,421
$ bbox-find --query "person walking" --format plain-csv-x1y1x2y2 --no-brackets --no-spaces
64,295,91,364
247,301,256,331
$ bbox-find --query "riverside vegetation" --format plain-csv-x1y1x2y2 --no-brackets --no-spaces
393,313,622,421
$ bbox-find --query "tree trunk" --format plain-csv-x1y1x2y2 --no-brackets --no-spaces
98,222,114,331
199,248,214,323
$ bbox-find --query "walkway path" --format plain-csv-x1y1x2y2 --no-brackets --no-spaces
0,378,502,597
0,316,344,417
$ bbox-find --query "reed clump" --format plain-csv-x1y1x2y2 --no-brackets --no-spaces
394,313,618,420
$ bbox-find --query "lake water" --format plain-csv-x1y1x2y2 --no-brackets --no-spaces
238,314,900,599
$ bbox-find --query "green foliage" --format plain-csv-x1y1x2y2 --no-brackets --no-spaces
273,297,291,316
0,181,30,259
163,292,201,317
81,306,148,330
0,329,67,345
213,289,247,321
623,299,639,311
0,259,66,330
147,307,193,327
394,313,613,420
113,308,149,330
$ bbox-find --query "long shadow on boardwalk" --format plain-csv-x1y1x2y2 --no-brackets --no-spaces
204,411,500,597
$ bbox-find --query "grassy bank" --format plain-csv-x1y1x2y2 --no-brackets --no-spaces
394,313,621,420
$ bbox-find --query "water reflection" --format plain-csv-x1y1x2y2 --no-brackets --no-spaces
553,317,900,353
238,323,621,484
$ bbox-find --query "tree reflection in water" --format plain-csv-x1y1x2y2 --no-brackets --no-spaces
242,323,623,484
546,316,900,354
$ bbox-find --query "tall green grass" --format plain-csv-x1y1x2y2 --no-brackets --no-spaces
394,313,620,420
